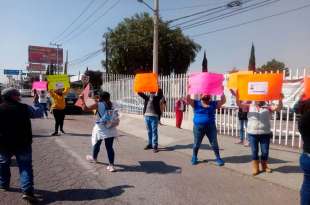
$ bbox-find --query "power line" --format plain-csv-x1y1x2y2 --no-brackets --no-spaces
170,0,257,28
161,1,231,12
69,49,102,65
57,0,110,43
191,3,310,38
51,0,97,43
60,0,121,44
181,0,279,30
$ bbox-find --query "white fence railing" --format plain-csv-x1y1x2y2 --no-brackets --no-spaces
102,68,309,149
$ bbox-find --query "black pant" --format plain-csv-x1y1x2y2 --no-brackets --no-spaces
53,109,65,133
92,138,115,164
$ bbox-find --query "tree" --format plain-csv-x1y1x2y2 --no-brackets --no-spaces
102,13,201,75
248,43,256,71
257,59,289,75
202,51,208,72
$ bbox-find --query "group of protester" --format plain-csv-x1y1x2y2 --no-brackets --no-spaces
0,85,310,204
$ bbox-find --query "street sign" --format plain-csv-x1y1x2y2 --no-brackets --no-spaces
3,69,21,75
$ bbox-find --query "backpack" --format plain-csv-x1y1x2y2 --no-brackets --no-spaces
97,103,120,128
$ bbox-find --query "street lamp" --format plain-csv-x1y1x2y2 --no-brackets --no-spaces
137,0,159,74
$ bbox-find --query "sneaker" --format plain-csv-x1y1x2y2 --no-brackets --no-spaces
60,130,65,134
107,165,116,172
144,144,152,150
191,156,198,165
86,155,97,163
215,158,225,166
51,132,59,136
153,147,159,153
22,192,38,203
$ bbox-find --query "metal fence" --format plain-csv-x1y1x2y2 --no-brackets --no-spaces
102,68,309,149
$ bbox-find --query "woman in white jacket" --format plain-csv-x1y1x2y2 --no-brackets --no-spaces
81,91,118,172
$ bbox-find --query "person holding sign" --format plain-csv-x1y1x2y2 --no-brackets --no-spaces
236,92,283,176
138,90,163,153
187,94,226,166
49,88,69,136
81,91,119,172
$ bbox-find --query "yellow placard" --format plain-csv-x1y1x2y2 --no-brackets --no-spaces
227,71,254,90
47,75,70,90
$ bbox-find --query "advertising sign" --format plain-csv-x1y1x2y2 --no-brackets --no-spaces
28,46,63,64
32,81,48,90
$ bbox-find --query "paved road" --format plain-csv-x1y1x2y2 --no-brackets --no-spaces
0,108,299,205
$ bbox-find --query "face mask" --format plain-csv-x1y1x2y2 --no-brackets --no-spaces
201,96,211,104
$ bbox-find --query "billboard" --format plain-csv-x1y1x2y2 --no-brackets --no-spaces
3,69,21,75
28,46,63,64
27,63,46,71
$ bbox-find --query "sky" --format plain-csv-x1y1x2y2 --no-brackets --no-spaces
0,0,310,83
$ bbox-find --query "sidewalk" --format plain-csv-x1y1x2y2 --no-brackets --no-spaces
118,113,303,191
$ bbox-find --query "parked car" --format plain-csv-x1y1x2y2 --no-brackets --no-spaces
19,89,32,97
65,92,82,114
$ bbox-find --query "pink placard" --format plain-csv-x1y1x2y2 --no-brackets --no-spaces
75,84,90,108
32,81,47,90
188,72,224,95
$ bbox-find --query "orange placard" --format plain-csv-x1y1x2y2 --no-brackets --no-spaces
237,73,283,101
304,77,310,100
227,70,253,89
134,73,159,93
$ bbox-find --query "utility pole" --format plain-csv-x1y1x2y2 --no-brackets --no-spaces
50,42,62,74
153,0,159,74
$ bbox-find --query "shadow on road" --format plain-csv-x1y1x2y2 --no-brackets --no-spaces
163,143,224,152
222,155,289,164
9,185,134,204
273,165,303,173
64,133,92,137
109,161,182,174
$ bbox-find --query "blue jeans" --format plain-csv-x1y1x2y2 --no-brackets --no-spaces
39,103,48,117
92,138,115,165
144,116,159,147
248,134,271,161
0,146,34,193
193,123,221,159
300,153,310,205
239,120,248,141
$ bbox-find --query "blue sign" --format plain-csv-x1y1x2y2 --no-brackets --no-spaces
3,69,21,75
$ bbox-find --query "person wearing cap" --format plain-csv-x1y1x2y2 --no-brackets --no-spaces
0,88,37,202
49,87,69,136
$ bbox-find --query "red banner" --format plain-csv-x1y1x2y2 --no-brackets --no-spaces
28,46,63,64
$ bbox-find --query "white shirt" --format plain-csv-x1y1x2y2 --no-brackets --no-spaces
38,92,48,103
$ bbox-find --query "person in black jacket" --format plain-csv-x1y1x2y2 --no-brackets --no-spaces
0,88,37,202
294,94,310,205
138,90,163,153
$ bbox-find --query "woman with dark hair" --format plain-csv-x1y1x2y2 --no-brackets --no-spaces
81,90,118,172
294,94,310,205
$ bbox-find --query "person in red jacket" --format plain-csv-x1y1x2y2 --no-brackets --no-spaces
175,98,187,128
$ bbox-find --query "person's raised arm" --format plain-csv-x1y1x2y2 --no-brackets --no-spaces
216,94,226,109
186,94,195,108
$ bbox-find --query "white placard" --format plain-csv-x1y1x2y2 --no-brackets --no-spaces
248,82,268,95
55,82,64,89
